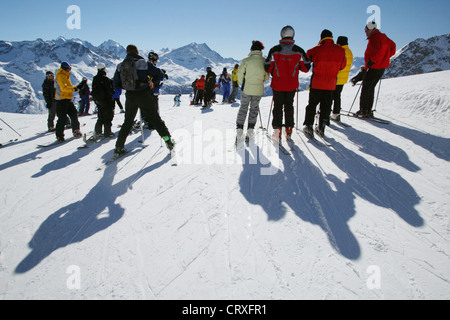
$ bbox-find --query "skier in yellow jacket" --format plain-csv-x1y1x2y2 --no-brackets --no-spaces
331,36,353,121
228,64,240,103
55,62,83,141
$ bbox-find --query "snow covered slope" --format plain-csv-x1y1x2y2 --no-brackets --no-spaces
0,70,449,300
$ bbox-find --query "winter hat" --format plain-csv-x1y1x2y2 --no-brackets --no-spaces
281,25,295,39
337,36,348,46
97,62,106,70
320,29,333,40
46,71,54,76
148,51,159,62
61,62,71,71
366,21,377,30
251,40,264,51
223,67,227,72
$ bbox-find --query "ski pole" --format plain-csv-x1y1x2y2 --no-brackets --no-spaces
0,117,21,137
258,108,265,130
139,109,145,144
347,68,368,115
266,96,274,131
347,85,362,115
373,78,382,113
295,89,299,130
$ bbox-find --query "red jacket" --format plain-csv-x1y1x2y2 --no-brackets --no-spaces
365,30,396,69
307,38,347,90
266,39,310,92
196,77,205,90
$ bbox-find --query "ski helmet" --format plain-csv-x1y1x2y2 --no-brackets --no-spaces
281,25,295,39
97,62,106,70
148,51,159,62
61,62,71,71
366,21,377,30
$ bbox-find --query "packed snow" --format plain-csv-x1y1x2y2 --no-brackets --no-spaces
0,70,449,300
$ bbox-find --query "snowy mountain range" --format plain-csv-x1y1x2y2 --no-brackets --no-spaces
0,34,448,114
384,34,450,79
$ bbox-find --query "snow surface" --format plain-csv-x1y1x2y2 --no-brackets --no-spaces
0,71,449,300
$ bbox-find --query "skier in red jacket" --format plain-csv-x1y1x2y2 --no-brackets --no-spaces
303,29,346,137
357,21,396,117
265,25,310,139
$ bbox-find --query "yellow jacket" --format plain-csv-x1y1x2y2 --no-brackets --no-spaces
231,67,239,85
336,45,353,85
56,68,76,100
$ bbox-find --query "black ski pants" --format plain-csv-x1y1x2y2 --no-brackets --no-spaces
303,88,333,127
95,99,114,136
272,90,296,128
332,85,344,115
359,68,384,115
55,99,80,138
116,89,170,149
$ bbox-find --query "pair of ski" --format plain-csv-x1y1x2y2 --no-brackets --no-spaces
234,131,292,156
0,138,19,148
341,112,390,124
301,128,332,148
37,137,76,148
99,142,176,169
77,133,107,149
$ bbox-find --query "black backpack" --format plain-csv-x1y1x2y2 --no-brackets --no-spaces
119,57,139,90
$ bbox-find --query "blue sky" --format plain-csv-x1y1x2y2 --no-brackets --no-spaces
0,0,448,60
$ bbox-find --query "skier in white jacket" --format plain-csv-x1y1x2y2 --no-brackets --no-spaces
235,41,270,143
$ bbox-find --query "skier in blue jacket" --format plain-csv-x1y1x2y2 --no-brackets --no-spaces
218,68,231,102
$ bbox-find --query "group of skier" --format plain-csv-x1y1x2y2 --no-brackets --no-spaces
235,23,395,144
191,63,240,107
41,21,395,159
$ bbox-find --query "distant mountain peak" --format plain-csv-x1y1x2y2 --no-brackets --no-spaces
385,33,450,78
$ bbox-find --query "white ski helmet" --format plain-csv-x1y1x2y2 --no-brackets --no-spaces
366,21,377,30
281,25,295,39
97,62,106,70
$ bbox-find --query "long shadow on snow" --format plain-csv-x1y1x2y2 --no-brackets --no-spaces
238,143,360,260
15,146,170,273
355,119,450,161
238,136,424,261
331,124,420,172
319,136,424,227
31,138,111,178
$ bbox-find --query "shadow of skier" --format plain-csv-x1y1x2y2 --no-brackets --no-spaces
238,141,361,260
15,147,170,274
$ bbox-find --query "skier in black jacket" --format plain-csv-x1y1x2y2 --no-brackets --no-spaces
113,44,175,156
91,63,115,138
203,67,216,108
42,71,57,131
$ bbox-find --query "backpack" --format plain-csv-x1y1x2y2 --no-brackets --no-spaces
119,57,139,90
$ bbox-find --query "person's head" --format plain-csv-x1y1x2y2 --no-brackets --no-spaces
337,36,348,46
97,62,106,71
320,29,333,41
251,40,264,51
281,25,295,39
126,44,139,55
206,67,211,72
46,71,54,79
365,21,377,37
61,62,71,71
234,64,239,69
148,51,159,63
